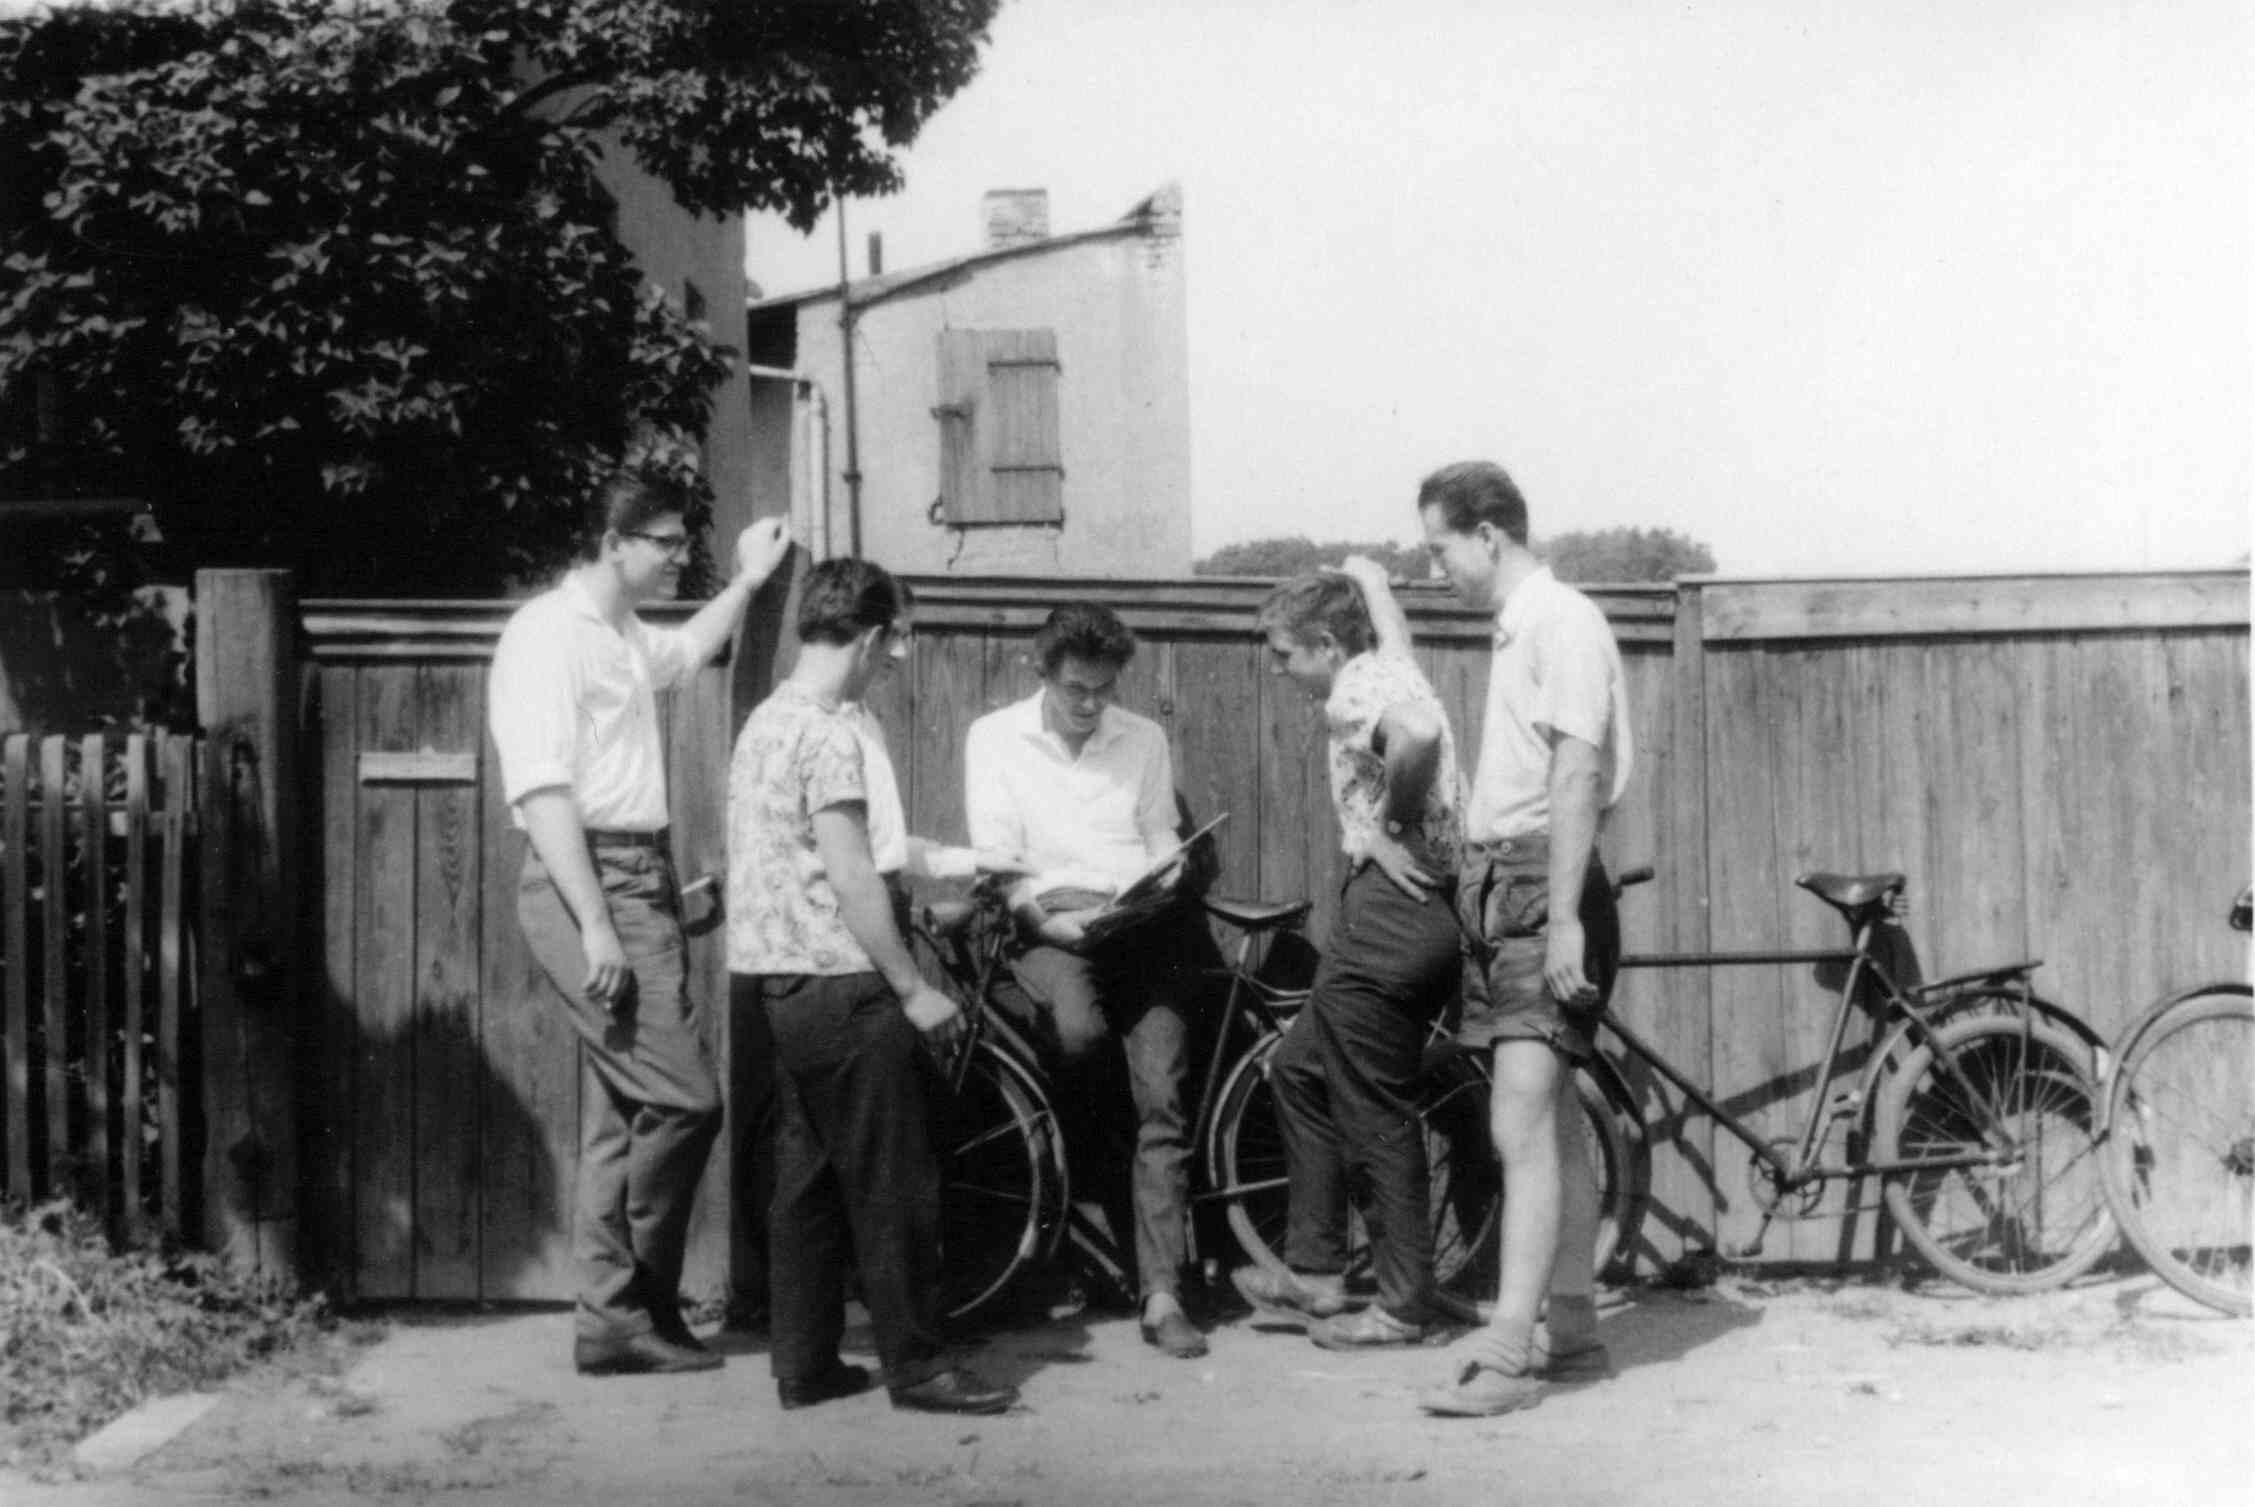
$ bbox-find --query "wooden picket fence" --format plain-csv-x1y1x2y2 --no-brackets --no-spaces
0,731,202,1239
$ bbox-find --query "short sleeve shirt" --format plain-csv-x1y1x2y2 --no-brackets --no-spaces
1323,650,1464,866
726,682,907,976
487,574,696,830
1464,567,1634,842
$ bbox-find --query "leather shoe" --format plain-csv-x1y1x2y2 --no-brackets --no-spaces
1140,1305,1209,1359
778,1361,873,1411
573,1330,725,1376
652,1305,716,1355
888,1368,1019,1415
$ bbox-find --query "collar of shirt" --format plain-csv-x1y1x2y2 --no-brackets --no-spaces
1493,564,1559,649
1006,689,1124,760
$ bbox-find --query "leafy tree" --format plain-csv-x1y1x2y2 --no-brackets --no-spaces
1543,526,1715,583
0,0,996,595
1194,536,1431,581
1196,526,1716,584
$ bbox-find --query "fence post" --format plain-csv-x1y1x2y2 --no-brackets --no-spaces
1662,578,1717,1256
195,568,300,1282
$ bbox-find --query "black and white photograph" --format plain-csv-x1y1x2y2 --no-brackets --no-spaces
0,1,2246,1503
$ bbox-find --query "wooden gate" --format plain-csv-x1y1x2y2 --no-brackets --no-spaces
0,731,202,1239
301,602,739,1303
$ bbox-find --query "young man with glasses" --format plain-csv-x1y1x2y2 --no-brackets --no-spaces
963,604,1216,1358
488,470,790,1376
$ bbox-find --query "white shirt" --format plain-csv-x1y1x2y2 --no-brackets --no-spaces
1464,566,1634,842
487,573,695,830
964,691,1177,890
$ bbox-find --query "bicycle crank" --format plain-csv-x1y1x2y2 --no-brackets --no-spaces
1745,1139,1825,1219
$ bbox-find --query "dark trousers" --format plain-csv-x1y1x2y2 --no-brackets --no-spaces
997,906,1213,1298
726,975,777,1325
760,971,946,1388
518,844,721,1340
1271,864,1461,1322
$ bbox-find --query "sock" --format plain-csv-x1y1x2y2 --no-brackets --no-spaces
1545,1292,1599,1343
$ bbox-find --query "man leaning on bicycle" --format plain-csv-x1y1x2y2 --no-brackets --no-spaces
963,603,1218,1359
1231,561,1469,1352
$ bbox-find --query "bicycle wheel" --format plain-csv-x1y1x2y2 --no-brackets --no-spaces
1207,1034,1643,1323
2102,985,2253,1316
1209,1034,1294,1283
1874,1015,2114,1294
935,1038,1069,1321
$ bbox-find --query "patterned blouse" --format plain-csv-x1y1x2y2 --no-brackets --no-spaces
1324,650,1464,868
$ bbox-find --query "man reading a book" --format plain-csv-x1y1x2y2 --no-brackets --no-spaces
963,603,1213,1359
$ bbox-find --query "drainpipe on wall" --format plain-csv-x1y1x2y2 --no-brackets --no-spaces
834,200,864,559
746,365,832,559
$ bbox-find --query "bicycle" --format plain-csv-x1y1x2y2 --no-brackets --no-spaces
913,879,1594,1324
2099,884,2253,1316
1590,864,2115,1294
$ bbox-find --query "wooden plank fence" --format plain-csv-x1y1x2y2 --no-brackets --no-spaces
5,564,2247,1299
0,730,202,1239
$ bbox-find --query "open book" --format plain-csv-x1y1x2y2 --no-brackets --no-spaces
1029,813,1229,945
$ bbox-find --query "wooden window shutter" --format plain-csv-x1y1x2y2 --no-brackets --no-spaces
935,328,1064,525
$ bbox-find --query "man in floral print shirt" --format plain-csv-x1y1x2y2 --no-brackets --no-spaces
1231,560,1468,1350
726,557,1021,1417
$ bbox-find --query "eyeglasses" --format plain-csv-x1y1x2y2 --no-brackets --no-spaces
624,531,692,559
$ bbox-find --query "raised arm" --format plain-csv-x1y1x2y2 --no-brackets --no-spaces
1338,554,1413,657
676,517,793,668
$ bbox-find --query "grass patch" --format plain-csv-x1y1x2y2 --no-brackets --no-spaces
1,1199,337,1466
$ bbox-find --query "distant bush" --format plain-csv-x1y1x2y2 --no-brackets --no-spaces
0,1200,331,1466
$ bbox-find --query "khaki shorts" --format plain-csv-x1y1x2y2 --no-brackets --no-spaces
1455,837,1620,1060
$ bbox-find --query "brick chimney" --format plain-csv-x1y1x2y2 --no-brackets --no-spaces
982,189,1050,250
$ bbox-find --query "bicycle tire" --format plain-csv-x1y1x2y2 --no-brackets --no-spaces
2101,985,2253,1316
935,1037,1069,1322
1874,1014,2114,1294
1207,1034,1645,1323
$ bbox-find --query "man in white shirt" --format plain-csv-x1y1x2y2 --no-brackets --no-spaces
1404,460,1633,1418
963,604,1211,1358
488,470,788,1376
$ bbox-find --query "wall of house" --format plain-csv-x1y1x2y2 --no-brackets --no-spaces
593,143,757,552
780,204,1192,576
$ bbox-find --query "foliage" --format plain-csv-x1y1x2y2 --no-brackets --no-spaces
0,1200,335,1465
1195,526,1716,584
1542,526,1715,583
1193,536,1432,581
0,0,997,595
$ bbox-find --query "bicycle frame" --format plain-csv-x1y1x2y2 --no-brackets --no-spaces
920,887,1313,1294
1611,904,2038,1195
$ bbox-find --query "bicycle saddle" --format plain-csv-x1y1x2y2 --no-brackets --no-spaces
1201,896,1313,931
1794,871,1906,913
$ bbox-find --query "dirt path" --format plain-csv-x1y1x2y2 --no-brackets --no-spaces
6,1270,2248,1507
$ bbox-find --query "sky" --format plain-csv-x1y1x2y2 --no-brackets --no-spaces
744,0,2252,575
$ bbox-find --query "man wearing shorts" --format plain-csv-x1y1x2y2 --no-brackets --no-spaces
1393,460,1634,1416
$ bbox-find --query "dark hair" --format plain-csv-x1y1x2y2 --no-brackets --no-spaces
589,470,686,555
796,557,915,645
1417,460,1529,545
1254,573,1376,657
1033,603,1136,677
